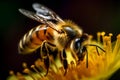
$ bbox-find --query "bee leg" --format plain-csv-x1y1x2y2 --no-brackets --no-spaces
60,49,68,76
40,41,50,76
40,41,57,76
78,44,105,68
44,56,50,76
78,46,88,68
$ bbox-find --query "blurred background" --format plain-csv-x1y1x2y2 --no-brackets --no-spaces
1,0,120,80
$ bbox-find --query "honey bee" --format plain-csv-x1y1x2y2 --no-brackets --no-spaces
18,3,105,76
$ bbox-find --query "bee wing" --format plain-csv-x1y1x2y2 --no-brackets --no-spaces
19,9,48,23
19,3,64,33
32,3,64,22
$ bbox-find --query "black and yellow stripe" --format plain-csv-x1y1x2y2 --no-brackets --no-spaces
18,25,54,54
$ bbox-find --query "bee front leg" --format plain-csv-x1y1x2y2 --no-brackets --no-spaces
60,49,68,76
78,46,88,68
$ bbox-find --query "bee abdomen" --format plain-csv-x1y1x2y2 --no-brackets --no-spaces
18,25,54,54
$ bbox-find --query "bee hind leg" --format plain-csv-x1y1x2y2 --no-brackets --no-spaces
40,41,56,76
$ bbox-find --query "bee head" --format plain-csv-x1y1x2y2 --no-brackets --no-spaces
70,33,89,60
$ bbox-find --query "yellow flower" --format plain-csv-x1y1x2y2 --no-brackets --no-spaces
8,32,120,80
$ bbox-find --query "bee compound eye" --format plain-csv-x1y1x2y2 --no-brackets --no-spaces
74,38,81,50
71,38,81,53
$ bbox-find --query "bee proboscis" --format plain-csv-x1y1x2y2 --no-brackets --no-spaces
18,3,105,76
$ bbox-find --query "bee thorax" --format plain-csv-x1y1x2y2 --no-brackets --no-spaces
54,33,68,50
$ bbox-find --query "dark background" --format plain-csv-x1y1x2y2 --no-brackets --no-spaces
1,0,120,80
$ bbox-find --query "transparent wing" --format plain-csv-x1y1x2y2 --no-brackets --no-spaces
19,9,47,23
19,3,64,33
32,3,63,22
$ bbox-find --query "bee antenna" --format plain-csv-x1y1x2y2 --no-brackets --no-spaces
85,44,105,55
86,48,88,68
81,46,88,68
82,44,105,68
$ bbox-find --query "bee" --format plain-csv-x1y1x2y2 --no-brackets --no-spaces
18,3,105,76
